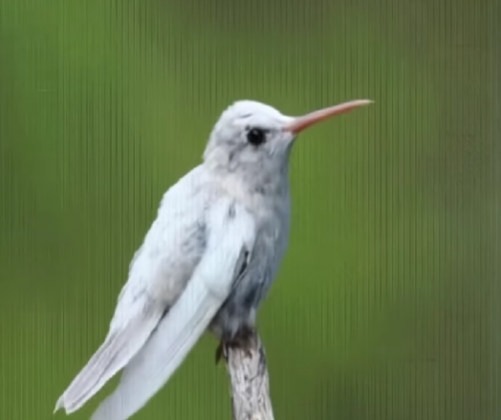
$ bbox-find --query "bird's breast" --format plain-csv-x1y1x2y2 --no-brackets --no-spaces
210,194,291,340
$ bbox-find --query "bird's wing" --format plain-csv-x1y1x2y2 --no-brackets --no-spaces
54,167,211,414
90,199,256,420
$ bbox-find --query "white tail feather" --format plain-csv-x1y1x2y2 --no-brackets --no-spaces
54,305,164,414
90,281,221,420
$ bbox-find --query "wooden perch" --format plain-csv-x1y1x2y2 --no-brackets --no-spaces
223,331,275,420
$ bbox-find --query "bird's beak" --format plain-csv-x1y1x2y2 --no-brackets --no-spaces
283,99,373,135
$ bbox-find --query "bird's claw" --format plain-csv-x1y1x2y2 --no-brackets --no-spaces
214,326,255,364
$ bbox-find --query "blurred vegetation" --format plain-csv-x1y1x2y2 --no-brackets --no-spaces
0,0,500,419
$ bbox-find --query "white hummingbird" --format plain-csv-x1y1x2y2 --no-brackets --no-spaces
54,98,372,420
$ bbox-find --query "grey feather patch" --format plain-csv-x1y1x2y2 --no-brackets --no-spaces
228,202,236,219
233,248,250,286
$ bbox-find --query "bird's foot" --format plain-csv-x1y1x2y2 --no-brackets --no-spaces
214,326,256,365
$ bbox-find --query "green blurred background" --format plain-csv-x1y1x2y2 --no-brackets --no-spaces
1,0,500,419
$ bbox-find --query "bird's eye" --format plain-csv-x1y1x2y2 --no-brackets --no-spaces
246,128,266,146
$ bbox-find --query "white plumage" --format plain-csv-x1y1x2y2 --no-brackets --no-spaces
54,98,371,419
90,199,256,420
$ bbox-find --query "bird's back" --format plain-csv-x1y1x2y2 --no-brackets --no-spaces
114,165,218,322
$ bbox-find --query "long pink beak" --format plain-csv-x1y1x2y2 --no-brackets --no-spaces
284,99,373,134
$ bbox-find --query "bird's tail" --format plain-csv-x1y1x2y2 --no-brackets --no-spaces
54,305,164,414
90,280,223,420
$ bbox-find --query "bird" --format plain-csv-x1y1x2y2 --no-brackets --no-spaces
54,98,372,420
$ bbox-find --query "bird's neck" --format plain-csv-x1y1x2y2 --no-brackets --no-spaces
207,164,291,208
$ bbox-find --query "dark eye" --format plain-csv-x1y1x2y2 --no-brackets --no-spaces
246,128,266,146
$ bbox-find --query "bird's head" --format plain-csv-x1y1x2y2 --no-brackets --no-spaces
203,99,372,192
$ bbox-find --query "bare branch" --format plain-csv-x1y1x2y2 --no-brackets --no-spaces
224,332,275,420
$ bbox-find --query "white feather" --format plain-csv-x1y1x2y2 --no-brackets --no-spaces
54,167,212,414
90,200,256,420
54,295,165,414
